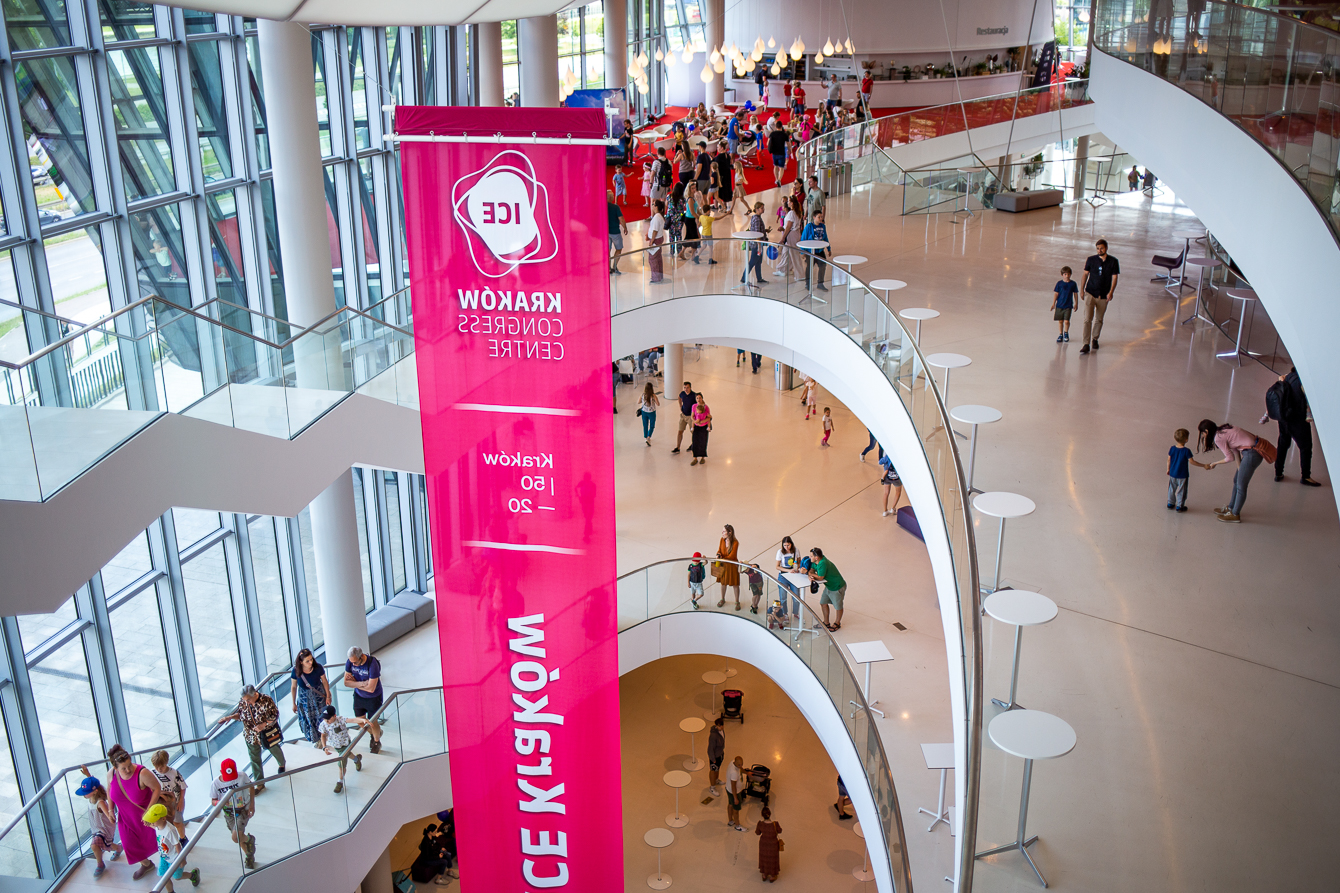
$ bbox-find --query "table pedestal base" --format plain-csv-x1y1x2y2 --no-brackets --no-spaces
665,812,688,828
918,767,951,832
975,757,1050,887
683,757,704,771
975,835,1044,887
648,873,673,890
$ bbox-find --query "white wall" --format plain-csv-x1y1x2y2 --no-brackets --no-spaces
666,56,707,108
726,0,1054,56
1090,52,1340,519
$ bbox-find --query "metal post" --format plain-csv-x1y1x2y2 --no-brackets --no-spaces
992,517,1007,592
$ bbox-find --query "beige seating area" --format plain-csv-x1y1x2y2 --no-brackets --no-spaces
992,189,1064,212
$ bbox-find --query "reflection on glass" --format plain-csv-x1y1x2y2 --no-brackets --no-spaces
205,189,245,304
248,516,291,673
246,34,270,170
16,56,96,216
99,0,156,42
0,250,26,366
358,157,380,303
0,718,30,879
181,541,243,717
385,471,405,593
313,36,333,157
347,29,370,150
100,529,152,594
297,508,323,648
29,635,101,775
173,507,221,549
260,179,284,316
584,2,604,53
324,165,344,306
182,7,215,33
130,201,186,305
558,8,579,56
44,230,111,325
352,469,375,612
5,0,71,51
109,587,180,748
188,39,233,183
17,595,77,651
107,47,175,201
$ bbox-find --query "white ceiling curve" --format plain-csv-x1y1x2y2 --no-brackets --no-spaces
165,0,579,26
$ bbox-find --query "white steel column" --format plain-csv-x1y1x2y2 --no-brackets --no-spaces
604,0,627,90
477,21,506,106
520,15,560,107
705,0,725,107
257,19,369,661
662,343,683,400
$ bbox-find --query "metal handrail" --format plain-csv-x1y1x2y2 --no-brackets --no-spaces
151,684,444,890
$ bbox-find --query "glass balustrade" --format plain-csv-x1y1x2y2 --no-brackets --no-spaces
0,288,416,502
1093,0,1340,240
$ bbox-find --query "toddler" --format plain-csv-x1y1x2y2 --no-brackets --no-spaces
76,774,122,877
821,407,834,446
766,598,789,629
688,553,706,609
1167,427,1207,511
1051,266,1078,342
640,163,653,203
612,168,626,204
144,803,199,889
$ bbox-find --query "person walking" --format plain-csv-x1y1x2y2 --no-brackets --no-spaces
715,524,741,609
1127,165,1139,190
96,745,164,880
804,174,825,221
646,200,667,283
776,196,803,279
807,547,847,630
1270,366,1322,486
1078,238,1120,355
707,717,725,795
608,190,628,274
666,183,686,258
148,750,188,844
209,759,256,869
756,807,783,882
690,392,712,466
725,756,750,831
672,381,697,454
880,453,903,516
75,774,123,878
820,407,834,446
694,141,713,197
290,647,330,747
826,74,842,111
681,182,702,262
1198,418,1276,523
650,147,671,204
768,123,789,187
861,429,882,462
741,201,771,286
801,210,831,291
318,705,367,794
802,375,817,420
344,646,386,754
676,141,694,186
638,382,659,445
731,154,749,211
218,685,285,789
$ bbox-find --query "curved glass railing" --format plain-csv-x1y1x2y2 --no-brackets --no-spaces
796,80,1093,179
618,557,913,890
610,237,983,887
1093,0,1340,243
0,287,416,501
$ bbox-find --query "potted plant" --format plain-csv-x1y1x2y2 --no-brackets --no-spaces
902,65,913,81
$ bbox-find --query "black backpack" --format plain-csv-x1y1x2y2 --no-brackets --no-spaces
657,159,672,188
688,562,705,584
1265,381,1289,422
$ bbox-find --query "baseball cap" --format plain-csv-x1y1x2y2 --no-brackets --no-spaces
323,705,337,719
219,758,238,781
142,804,168,824
692,552,702,558
75,776,101,797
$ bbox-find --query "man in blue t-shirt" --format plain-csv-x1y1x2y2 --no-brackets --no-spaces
672,381,698,454
800,210,831,291
727,113,742,156
343,646,386,753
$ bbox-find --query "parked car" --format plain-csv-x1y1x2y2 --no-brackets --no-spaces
30,165,51,184
37,209,63,227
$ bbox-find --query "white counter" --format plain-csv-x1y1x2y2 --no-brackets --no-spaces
730,69,1027,111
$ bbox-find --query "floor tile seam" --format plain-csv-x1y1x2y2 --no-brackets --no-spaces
1055,604,1340,691
742,479,884,566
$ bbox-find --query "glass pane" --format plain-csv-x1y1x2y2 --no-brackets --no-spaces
584,2,604,53
188,39,233,183
173,508,221,549
324,165,343,307
130,201,187,304
259,179,284,317
109,587,180,748
297,508,323,649
558,9,579,56
4,0,70,51
205,188,246,304
385,471,405,593
0,719,30,877
29,635,101,774
16,56,96,216
352,469,374,612
0,251,27,366
501,19,518,63
100,529,152,595
181,541,244,717
347,29,369,150
357,157,380,303
312,37,332,157
99,0,156,43
182,7,216,33
246,35,270,170
107,47,175,201
16,596,77,651
45,230,111,324
248,516,291,673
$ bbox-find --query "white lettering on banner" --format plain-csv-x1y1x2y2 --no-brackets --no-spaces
452,289,565,364
482,452,555,468
509,616,568,886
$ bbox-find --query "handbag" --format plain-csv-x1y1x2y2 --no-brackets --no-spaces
777,836,785,852
635,408,642,417
260,723,283,749
1252,436,1277,465
766,244,779,261
710,561,724,579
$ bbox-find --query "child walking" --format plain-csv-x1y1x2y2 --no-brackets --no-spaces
802,377,816,420
698,200,728,265
210,759,256,869
144,804,199,889
1051,266,1078,342
640,162,653,204
149,750,188,845
1168,427,1207,512
821,407,834,446
746,564,765,614
319,705,368,793
612,168,627,205
76,775,123,878
688,553,707,609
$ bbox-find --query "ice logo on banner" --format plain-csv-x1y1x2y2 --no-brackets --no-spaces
451,150,558,278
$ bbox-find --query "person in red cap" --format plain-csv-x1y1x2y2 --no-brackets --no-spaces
687,553,707,609
209,759,256,869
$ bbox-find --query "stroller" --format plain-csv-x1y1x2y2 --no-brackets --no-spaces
746,763,772,807
721,689,744,723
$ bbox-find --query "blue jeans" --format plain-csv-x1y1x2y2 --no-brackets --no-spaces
1228,449,1263,515
1167,476,1187,509
641,410,656,438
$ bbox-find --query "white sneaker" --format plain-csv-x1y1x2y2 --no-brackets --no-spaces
882,510,892,517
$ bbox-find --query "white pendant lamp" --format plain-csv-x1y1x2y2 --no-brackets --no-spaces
700,62,714,83
770,63,781,75
845,38,854,54
654,48,663,61
682,46,693,62
823,37,834,56
637,50,649,67
710,48,722,64
768,36,776,48
814,52,824,65
665,51,676,67
751,47,763,61
713,58,726,74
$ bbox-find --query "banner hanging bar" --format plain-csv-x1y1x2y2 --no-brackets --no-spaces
385,133,619,146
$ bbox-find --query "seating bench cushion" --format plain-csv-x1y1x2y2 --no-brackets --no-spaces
994,189,1063,212
388,591,436,626
366,605,415,653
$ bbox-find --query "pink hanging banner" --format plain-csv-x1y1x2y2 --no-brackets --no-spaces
398,106,621,893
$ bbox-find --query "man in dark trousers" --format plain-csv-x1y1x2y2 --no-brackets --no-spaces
1272,367,1322,486
707,717,725,796
1078,238,1120,355
672,380,697,454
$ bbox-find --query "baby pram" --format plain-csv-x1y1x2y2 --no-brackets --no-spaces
721,689,744,723
746,763,771,807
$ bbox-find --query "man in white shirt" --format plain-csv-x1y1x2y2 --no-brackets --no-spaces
826,74,842,110
725,755,750,831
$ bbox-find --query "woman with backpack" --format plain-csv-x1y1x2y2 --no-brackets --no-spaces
1197,418,1276,523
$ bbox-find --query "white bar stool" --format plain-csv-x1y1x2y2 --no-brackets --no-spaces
797,239,830,304
918,742,955,833
678,716,706,771
644,827,675,889
950,404,1002,494
1180,257,1222,326
975,710,1076,887
972,491,1036,593
846,640,894,718
1217,288,1258,365
984,590,1058,711
731,230,765,294
663,769,692,827
924,353,971,425
701,670,727,720
830,254,867,329
852,820,874,882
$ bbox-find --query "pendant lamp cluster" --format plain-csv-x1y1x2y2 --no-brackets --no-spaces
631,23,857,91
559,65,581,101
627,48,653,94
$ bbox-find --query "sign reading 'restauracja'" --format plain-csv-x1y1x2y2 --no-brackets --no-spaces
397,105,621,893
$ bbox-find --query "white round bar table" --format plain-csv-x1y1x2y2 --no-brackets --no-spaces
830,254,867,329
973,491,1036,593
852,820,874,882
975,710,1076,888
925,352,971,409
797,239,830,304
984,590,1058,711
701,670,727,720
918,742,955,833
679,716,706,771
781,572,816,639
897,305,936,381
731,230,765,292
846,640,894,718
950,404,1002,494
1217,288,1258,365
1180,257,1222,326
663,769,692,827
644,827,675,889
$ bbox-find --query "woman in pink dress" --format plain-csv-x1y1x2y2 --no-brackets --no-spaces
104,744,164,879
